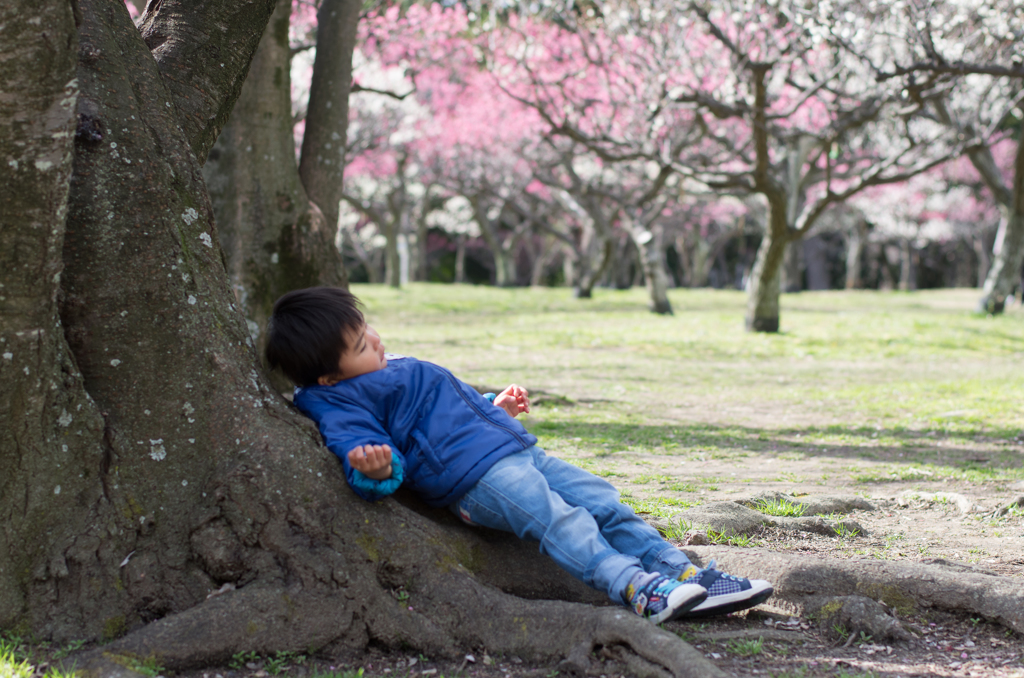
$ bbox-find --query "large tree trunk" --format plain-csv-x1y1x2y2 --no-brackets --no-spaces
978,136,1024,313
297,0,361,242
204,0,345,361
0,0,118,638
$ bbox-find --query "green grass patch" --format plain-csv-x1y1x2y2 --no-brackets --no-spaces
755,497,807,517
0,643,81,678
726,636,764,656
620,493,701,518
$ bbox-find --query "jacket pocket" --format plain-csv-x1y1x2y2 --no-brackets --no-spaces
410,428,445,476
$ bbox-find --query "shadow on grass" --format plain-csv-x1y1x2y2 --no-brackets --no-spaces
526,416,1024,481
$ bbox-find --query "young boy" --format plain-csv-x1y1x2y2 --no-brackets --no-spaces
266,287,773,624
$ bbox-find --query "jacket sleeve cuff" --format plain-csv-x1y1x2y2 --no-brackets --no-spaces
350,461,404,499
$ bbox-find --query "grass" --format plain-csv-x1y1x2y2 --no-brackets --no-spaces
358,284,1023,434
755,497,808,517
619,493,700,518
0,643,80,678
706,529,756,547
726,636,764,656
351,284,1024,522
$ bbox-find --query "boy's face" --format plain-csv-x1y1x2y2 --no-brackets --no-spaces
317,324,387,386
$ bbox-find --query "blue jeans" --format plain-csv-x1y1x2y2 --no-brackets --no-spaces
450,446,692,603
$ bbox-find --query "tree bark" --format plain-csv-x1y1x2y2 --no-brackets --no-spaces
471,195,518,287
204,0,345,367
137,0,277,164
454,233,467,283
573,236,613,298
0,0,119,639
530,235,560,287
624,220,673,315
899,239,917,291
845,220,866,289
384,188,403,288
415,191,432,282
297,0,362,239
689,236,712,287
745,199,789,332
978,136,1024,313
550,190,613,298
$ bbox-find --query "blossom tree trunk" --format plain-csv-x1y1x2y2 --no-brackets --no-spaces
977,136,1024,313
0,0,116,636
470,194,527,288
845,219,867,289
622,213,673,315
298,0,362,239
205,0,346,358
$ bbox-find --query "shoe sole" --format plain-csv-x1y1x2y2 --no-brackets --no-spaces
648,583,709,624
681,581,774,618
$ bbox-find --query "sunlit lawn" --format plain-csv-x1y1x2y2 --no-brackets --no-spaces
356,284,1024,492
358,284,1023,427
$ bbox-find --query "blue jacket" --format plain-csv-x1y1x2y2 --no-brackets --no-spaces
293,355,537,507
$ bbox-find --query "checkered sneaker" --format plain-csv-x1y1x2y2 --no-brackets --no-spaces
626,572,707,624
677,559,774,617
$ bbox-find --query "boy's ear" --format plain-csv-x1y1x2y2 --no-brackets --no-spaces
317,373,342,386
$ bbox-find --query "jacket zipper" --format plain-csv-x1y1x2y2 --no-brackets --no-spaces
442,370,530,448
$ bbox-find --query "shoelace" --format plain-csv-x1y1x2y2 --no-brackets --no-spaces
650,578,677,596
703,559,745,582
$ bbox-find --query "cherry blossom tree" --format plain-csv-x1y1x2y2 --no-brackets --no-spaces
849,0,1024,311
486,0,965,327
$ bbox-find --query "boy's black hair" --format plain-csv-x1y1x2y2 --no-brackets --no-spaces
265,287,365,387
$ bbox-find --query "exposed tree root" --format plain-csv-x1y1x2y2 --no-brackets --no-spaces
73,568,724,678
77,587,355,675
684,546,1024,636
803,595,914,643
897,491,980,516
441,584,728,678
994,495,1024,517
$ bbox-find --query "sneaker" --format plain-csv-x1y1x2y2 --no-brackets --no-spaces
676,560,774,617
626,572,708,624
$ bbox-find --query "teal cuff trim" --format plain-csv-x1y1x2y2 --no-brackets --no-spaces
350,460,404,497
483,392,496,403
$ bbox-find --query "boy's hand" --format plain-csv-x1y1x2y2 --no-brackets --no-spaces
347,444,393,480
494,384,530,418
